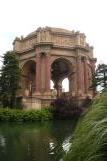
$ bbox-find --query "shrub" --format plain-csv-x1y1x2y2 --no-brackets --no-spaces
64,92,107,161
0,108,53,122
50,98,83,119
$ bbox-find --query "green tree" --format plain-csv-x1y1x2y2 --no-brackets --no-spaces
0,51,21,108
90,72,97,95
95,64,107,91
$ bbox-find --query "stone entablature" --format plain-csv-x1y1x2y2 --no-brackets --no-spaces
13,27,93,57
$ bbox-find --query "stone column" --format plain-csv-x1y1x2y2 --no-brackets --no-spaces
76,55,82,95
40,53,46,93
54,81,62,98
57,85,62,98
91,58,97,96
45,54,51,93
68,63,77,97
83,57,88,93
35,54,41,93
91,58,96,75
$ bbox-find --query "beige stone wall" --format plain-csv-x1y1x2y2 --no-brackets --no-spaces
22,97,41,110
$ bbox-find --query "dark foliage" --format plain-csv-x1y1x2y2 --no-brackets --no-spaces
0,51,21,108
91,63,107,92
50,98,84,119
96,64,107,90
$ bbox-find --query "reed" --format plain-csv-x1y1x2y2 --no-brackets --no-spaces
64,92,107,161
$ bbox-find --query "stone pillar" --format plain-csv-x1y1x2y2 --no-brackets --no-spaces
68,64,77,97
91,58,96,76
83,57,88,93
45,54,51,93
35,54,41,93
76,55,82,95
54,81,62,98
40,53,46,92
57,85,62,98
91,58,97,96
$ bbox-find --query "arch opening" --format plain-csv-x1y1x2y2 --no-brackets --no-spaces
51,58,72,98
62,78,69,92
21,60,36,96
50,80,54,90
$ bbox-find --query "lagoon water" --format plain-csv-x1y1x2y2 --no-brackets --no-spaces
0,121,76,161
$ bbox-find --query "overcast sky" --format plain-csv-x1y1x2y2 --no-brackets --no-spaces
0,0,107,66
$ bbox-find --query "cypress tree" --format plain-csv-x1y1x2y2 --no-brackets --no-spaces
96,64,107,91
0,51,21,108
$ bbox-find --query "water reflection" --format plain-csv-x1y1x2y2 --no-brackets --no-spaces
62,136,71,153
0,135,6,147
0,120,76,161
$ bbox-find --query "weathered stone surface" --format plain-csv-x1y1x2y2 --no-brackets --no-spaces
13,27,96,109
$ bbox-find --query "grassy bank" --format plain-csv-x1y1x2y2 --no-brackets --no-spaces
0,108,53,121
64,92,107,161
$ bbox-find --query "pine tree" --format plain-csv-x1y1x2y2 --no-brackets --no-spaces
0,51,21,108
96,64,107,91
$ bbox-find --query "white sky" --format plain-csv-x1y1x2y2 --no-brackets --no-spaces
0,0,107,67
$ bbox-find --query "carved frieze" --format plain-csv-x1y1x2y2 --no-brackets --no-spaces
13,27,91,53
52,35,75,46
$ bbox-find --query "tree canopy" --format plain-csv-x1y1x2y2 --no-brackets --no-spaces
96,64,107,91
90,63,107,93
0,51,21,108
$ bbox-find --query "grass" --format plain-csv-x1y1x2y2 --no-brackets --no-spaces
64,92,107,161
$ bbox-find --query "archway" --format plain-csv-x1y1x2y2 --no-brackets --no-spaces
22,60,36,96
51,58,72,97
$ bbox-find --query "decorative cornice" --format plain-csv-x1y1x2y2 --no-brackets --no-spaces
13,27,93,57
14,43,92,55
53,44,92,52
13,26,86,42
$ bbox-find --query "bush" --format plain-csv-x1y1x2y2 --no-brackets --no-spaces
50,98,83,119
0,108,53,122
64,92,107,161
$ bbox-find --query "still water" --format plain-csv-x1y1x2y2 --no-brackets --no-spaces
0,120,76,161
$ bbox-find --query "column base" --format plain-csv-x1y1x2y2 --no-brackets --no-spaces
33,91,41,98
33,91,52,99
